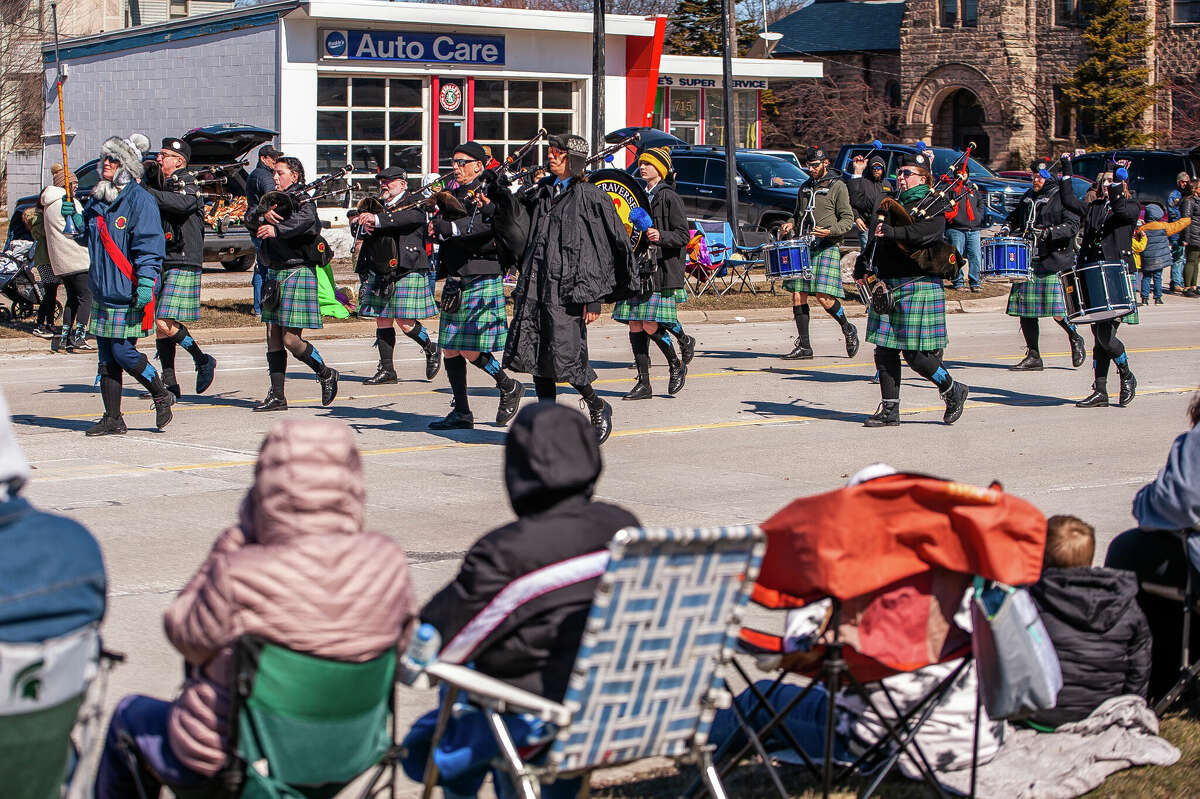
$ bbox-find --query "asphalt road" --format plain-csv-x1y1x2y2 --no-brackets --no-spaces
4,301,1197,794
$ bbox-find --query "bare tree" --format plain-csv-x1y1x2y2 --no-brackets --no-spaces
762,76,895,152
0,0,46,208
1163,79,1200,148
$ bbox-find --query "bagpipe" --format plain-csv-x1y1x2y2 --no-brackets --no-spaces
254,163,354,221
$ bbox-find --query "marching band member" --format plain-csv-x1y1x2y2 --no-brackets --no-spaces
854,154,968,427
244,156,339,412
614,146,690,400
778,146,859,360
352,167,441,385
143,137,217,399
428,142,524,431
1001,161,1087,372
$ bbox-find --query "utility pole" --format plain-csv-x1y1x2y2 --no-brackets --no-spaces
721,0,739,233
592,0,605,153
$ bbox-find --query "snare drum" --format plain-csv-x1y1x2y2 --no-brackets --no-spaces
764,240,813,280
981,236,1033,282
1059,261,1137,324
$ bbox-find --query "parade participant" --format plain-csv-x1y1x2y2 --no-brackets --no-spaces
352,166,441,384
143,137,217,399
247,145,282,315
428,141,523,431
855,154,968,427
778,147,859,360
847,151,888,252
614,146,690,400
944,167,984,292
1000,162,1087,372
1060,159,1140,408
500,133,636,444
244,156,339,412
40,164,92,353
67,133,175,435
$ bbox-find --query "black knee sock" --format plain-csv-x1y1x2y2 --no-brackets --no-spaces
824,299,851,331
267,350,287,395
100,363,123,417
295,342,331,378
630,331,651,377
874,347,902,401
534,376,557,402
665,321,686,338
1054,317,1078,338
376,328,396,368
404,321,435,353
793,304,811,346
1019,317,1040,355
445,355,470,412
573,381,601,408
905,349,953,391
170,324,205,364
156,337,178,373
471,353,515,390
646,327,680,365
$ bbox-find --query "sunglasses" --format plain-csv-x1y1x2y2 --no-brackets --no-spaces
806,161,824,168
897,169,920,178
102,155,120,164
451,158,479,167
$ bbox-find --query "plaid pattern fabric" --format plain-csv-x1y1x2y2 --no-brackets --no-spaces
612,291,680,324
782,246,843,298
262,266,322,329
866,276,948,350
438,275,507,353
155,266,201,321
1006,267,1066,319
88,302,149,339
358,271,438,320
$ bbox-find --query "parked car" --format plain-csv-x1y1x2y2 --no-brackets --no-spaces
996,171,1094,204
833,143,1028,225
605,127,691,151
1061,148,1200,210
745,148,802,169
4,123,275,271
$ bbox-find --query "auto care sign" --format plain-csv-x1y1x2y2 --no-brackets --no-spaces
324,30,505,65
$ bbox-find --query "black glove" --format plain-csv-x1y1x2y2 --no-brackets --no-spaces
1107,182,1125,202
430,217,455,239
1059,153,1073,176
483,176,510,204
879,223,896,240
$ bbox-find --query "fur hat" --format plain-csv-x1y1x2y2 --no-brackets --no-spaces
638,146,673,179
50,162,78,190
0,390,30,497
100,133,150,180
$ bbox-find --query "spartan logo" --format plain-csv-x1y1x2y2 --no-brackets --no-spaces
11,659,44,701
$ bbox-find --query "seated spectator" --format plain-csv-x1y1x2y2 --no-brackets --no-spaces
1106,393,1200,701
94,418,415,798
401,403,639,799
1028,515,1149,728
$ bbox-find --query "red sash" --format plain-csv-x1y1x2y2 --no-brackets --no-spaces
96,215,155,330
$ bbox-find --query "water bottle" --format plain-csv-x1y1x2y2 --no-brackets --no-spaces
400,622,441,689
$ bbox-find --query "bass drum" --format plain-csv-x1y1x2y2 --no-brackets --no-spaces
588,169,650,255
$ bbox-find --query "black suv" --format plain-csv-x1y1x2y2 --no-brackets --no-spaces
1064,149,1200,210
5,123,275,271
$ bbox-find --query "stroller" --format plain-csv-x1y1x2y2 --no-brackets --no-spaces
0,239,46,322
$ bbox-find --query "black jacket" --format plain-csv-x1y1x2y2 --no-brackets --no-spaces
421,404,639,701
433,180,500,278
846,155,888,225
854,191,947,280
1003,180,1080,275
352,191,429,278
244,163,276,215
145,169,204,269
244,185,321,268
1180,196,1200,247
646,181,689,291
1061,182,1141,272
1028,568,1151,728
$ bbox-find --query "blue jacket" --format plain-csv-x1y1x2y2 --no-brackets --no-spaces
0,496,106,643
1133,423,1200,532
81,182,164,307
1168,188,1184,245
245,163,276,214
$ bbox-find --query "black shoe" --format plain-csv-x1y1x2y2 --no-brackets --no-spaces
1155,297,1164,305
429,408,474,430
496,379,525,425
622,376,653,401
585,398,613,444
863,403,900,427
253,391,288,412
30,325,55,339
319,368,339,406
1069,334,1086,369
85,414,127,436
679,334,696,365
195,355,217,394
1119,370,1137,407
667,361,687,395
152,391,175,430
1075,389,1109,408
364,365,398,385
781,338,814,360
844,324,860,358
941,381,968,424
424,343,442,380
1010,352,1044,371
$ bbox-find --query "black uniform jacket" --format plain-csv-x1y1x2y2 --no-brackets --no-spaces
646,181,689,292
145,168,204,269
435,179,500,279
1003,180,1080,276
1061,183,1141,272
854,192,947,280
846,154,888,226
352,191,428,278
244,185,322,268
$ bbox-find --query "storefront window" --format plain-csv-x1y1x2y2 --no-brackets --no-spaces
669,88,701,145
471,80,579,168
702,89,758,148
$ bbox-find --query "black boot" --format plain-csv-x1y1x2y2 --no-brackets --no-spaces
424,341,442,381
85,414,128,436
584,396,613,444
844,323,860,359
429,408,474,430
782,338,814,360
87,367,127,436
1118,366,1137,407
1010,351,1044,371
679,332,696,364
1076,383,1110,408
941,381,969,424
648,329,686,395
140,367,181,400
364,363,398,385
623,355,653,400
319,368,339,406
195,354,217,394
149,379,176,430
1069,333,1086,368
253,391,289,412
496,378,525,425
863,401,900,428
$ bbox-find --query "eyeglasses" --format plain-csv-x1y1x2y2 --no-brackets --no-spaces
451,158,478,167
897,169,920,178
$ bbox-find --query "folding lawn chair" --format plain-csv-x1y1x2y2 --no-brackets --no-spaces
686,221,736,297
1139,529,1200,715
419,525,766,799
730,227,771,294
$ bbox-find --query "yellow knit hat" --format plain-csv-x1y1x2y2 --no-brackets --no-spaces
638,146,672,179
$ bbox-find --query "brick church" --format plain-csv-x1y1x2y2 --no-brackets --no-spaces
773,0,1200,168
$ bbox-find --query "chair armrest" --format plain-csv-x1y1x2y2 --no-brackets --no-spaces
424,661,573,726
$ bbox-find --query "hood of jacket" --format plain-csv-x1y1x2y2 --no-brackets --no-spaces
867,154,887,182
1031,567,1140,634
0,391,30,499
247,418,366,545
505,404,601,516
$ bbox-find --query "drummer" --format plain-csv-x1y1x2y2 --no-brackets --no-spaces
777,147,859,361
1000,161,1088,372
1060,157,1141,408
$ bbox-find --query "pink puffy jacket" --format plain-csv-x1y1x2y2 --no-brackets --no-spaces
163,419,416,776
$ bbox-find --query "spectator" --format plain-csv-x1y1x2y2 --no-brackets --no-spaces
1138,204,1189,305
245,145,282,316
1105,393,1200,701
94,418,416,798
1167,171,1189,294
401,403,639,799
20,204,60,341
944,172,984,292
1180,181,1200,297
1028,515,1150,728
846,152,888,252
40,164,93,353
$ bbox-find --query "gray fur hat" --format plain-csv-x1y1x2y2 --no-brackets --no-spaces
0,390,31,496
100,133,151,180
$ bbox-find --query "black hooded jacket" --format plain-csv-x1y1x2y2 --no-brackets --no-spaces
846,154,888,226
1028,567,1151,728
421,404,639,701
1002,180,1080,275
1059,173,1141,272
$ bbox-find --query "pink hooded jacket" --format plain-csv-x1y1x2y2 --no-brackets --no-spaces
163,419,416,776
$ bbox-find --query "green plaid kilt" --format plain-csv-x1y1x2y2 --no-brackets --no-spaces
671,287,688,304
1006,268,1066,318
612,290,680,324
782,246,843,298
438,275,507,353
867,276,948,351
88,302,150,339
155,266,201,321
358,271,438,320
262,266,321,330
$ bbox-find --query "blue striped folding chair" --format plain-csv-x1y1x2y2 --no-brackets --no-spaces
421,525,765,799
